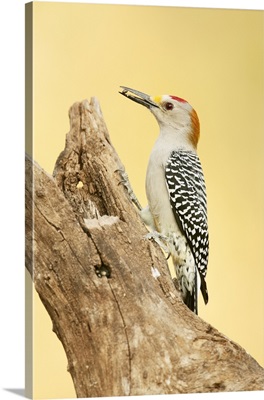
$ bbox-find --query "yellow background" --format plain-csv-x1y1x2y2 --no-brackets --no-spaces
29,2,264,399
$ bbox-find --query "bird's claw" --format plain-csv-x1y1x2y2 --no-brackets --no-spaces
116,168,142,210
144,231,170,254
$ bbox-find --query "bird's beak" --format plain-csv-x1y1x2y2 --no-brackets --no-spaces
119,86,160,109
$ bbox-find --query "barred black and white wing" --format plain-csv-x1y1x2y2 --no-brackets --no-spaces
165,150,209,305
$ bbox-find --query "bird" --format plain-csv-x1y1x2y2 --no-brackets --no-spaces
119,86,209,314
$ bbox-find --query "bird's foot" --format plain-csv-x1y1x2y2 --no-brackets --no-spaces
116,168,142,211
145,231,171,254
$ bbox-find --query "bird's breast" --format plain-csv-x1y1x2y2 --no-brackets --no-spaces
145,146,180,236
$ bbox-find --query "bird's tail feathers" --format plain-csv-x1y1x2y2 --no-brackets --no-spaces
184,271,208,314
200,274,209,305
185,288,198,314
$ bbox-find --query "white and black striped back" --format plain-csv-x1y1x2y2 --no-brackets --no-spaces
165,150,209,304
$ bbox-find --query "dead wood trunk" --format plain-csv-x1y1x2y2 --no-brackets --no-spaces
25,97,264,397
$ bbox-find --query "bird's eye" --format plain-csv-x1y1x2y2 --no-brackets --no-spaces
164,102,174,111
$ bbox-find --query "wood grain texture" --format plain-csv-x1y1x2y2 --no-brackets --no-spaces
25,98,264,397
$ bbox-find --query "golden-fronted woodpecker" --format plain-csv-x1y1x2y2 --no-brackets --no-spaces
119,86,209,314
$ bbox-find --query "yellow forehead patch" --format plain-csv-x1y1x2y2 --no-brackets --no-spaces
152,95,162,104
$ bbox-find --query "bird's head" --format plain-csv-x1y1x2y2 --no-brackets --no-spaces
119,86,200,148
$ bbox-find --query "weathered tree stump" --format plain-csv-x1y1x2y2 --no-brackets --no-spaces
25,97,264,398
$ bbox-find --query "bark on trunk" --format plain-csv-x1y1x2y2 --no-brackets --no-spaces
25,97,264,397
